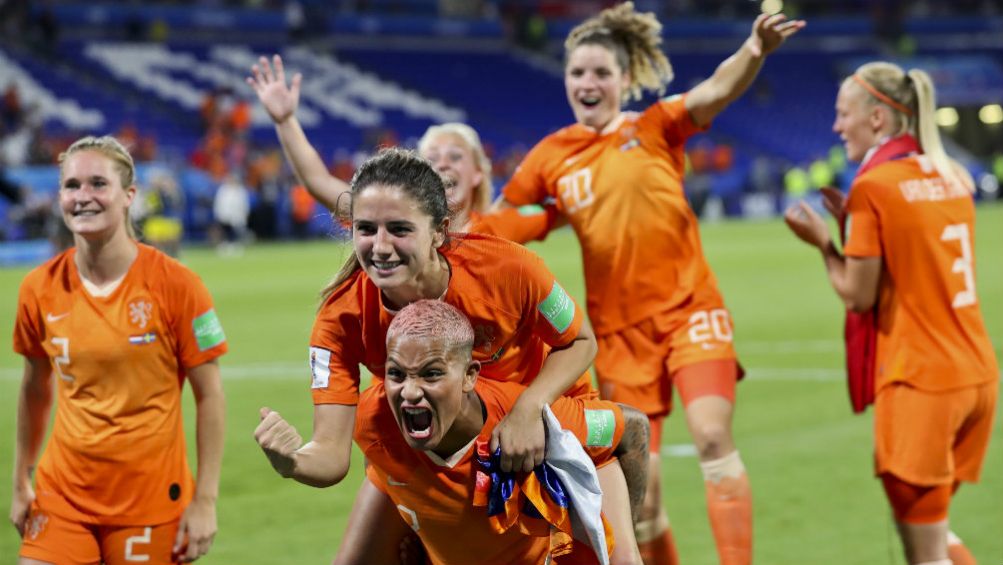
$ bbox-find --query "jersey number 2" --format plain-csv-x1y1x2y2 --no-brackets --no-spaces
50,337,74,383
941,223,976,308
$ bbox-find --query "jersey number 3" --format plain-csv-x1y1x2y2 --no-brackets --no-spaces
941,223,976,308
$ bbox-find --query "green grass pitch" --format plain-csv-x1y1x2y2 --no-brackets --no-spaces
1,205,1000,564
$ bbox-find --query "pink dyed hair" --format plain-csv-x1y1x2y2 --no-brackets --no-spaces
387,300,475,353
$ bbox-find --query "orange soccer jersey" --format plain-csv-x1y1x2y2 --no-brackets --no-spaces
503,94,724,336
309,232,590,406
469,203,560,244
355,379,624,565
12,244,228,525
843,156,999,392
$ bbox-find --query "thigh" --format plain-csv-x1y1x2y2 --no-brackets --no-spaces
874,384,979,486
333,476,417,565
666,305,739,378
19,500,101,565
954,379,998,483
594,318,672,418
101,521,180,565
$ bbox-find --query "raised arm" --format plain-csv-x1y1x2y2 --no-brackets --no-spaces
247,55,349,212
9,357,53,537
784,201,881,312
254,403,356,488
174,360,226,562
685,13,805,127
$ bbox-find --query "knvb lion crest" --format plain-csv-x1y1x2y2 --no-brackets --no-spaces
129,300,153,329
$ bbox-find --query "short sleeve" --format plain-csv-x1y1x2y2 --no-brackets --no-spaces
502,141,555,206
12,278,45,358
843,179,883,258
518,250,584,348
166,267,228,369
548,398,625,464
309,300,365,405
651,93,707,147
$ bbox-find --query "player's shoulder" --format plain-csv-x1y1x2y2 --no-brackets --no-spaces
20,248,74,293
317,268,370,319
475,379,526,415
138,244,211,298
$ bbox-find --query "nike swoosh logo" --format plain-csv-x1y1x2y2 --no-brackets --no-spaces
46,313,70,323
387,476,408,487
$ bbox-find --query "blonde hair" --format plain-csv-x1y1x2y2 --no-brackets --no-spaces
564,1,674,102
58,135,139,238
387,299,475,357
851,62,973,192
418,123,493,214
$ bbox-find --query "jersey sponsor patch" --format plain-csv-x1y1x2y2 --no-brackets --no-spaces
538,281,575,333
310,346,332,389
584,409,615,448
192,309,226,351
128,332,158,345
516,204,545,216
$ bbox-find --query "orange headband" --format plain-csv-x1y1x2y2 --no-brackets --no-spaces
852,74,914,116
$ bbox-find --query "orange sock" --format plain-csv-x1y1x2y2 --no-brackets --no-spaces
701,451,753,565
636,520,680,565
948,531,977,565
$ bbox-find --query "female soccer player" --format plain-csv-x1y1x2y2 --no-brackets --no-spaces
358,299,650,565
246,55,557,243
496,4,803,564
253,148,644,563
784,62,997,565
11,136,227,564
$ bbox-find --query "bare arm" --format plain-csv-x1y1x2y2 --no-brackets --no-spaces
491,319,599,472
784,202,881,312
9,357,53,537
685,14,805,127
174,360,226,561
247,55,349,212
614,404,650,523
254,403,355,488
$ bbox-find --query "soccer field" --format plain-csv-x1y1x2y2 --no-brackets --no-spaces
1,206,1000,564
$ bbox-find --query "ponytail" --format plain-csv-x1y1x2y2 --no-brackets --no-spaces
908,69,974,193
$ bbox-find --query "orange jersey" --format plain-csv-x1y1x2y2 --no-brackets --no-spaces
12,244,228,525
503,94,724,335
310,233,589,405
469,203,560,244
355,379,623,565
844,156,998,392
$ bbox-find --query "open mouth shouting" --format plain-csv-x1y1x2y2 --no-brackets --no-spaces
402,405,434,441
579,95,601,108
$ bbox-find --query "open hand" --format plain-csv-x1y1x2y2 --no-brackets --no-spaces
747,13,806,57
246,55,302,125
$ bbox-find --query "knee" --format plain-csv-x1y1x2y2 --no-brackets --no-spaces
691,422,732,459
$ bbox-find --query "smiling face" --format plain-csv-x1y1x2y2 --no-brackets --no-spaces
420,131,485,216
352,184,446,294
59,150,136,240
384,334,478,454
565,43,630,131
833,80,885,162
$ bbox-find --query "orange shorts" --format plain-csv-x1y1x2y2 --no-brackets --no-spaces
594,305,739,419
874,380,997,486
19,491,182,565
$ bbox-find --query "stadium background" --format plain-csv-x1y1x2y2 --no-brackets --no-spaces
0,0,1000,562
